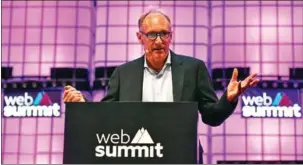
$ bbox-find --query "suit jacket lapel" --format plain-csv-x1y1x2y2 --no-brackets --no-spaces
171,51,184,102
129,56,144,101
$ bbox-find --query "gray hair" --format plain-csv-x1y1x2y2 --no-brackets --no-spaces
138,6,171,30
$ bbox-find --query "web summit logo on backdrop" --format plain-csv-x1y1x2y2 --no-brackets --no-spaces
3,92,61,117
242,92,302,118
95,128,163,158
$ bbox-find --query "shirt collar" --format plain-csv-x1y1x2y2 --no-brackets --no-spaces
144,50,171,68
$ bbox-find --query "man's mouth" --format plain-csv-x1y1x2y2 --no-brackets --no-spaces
153,48,164,51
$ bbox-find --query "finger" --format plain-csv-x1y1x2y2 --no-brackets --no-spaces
71,96,81,102
63,87,76,98
242,73,258,87
64,85,73,90
238,80,242,94
65,91,75,102
231,68,238,81
249,79,259,87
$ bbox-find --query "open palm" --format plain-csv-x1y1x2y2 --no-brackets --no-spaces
227,68,259,102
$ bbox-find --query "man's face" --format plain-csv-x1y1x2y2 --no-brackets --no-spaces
137,13,172,64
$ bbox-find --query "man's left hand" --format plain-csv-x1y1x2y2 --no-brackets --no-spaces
226,68,259,102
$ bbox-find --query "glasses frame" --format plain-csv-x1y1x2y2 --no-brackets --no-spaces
140,31,172,40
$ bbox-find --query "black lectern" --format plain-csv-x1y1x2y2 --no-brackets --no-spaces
63,102,198,164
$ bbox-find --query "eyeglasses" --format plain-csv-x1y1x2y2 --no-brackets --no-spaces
140,31,171,40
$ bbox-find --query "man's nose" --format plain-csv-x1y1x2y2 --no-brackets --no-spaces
155,35,163,43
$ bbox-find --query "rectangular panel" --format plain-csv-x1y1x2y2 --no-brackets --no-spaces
52,114,65,134
108,27,127,43
4,135,19,153
294,27,303,43
78,1,92,6
42,28,55,44
2,8,11,26
11,64,23,76
196,8,207,26
225,7,244,25
211,28,222,44
279,45,292,61
19,155,34,164
12,8,26,26
264,136,279,154
211,45,223,62
2,28,10,43
212,136,223,153
20,118,37,134
10,46,24,62
225,155,246,161
129,1,143,5
59,1,76,6
37,135,51,152
96,27,106,43
96,7,107,25
262,7,277,25
20,135,35,154
246,27,260,43
174,45,194,57
76,46,90,63
106,45,127,61
279,63,292,76
278,7,291,25
51,154,63,164
294,7,303,25
41,45,54,61
280,119,295,135
247,135,262,153
43,1,57,6
27,1,42,6
128,27,139,43
36,154,50,164
296,119,303,135
246,7,260,25
196,28,208,43
58,8,76,26
261,45,277,62
26,28,41,43
246,45,260,61
2,46,9,62
27,8,41,25
2,155,18,164
262,63,278,75
24,64,39,76
109,1,128,5
129,6,143,25
43,8,56,26
25,46,40,62
226,114,245,134
56,46,75,62
175,7,194,25
263,118,279,134
109,7,128,25
212,155,224,164
94,45,105,61
278,27,292,43
294,45,303,62
225,45,245,62
297,137,303,155
247,118,262,134
212,8,222,26
57,28,76,44
225,27,244,43
37,118,51,134
11,28,25,44
159,6,174,23
78,8,91,26
281,136,295,154
51,135,64,152
4,118,20,134
127,44,142,61
195,45,208,62
174,27,194,43
176,1,195,5
77,29,91,44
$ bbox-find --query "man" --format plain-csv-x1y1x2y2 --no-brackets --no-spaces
63,8,259,127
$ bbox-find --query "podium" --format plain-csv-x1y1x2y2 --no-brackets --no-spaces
63,102,198,164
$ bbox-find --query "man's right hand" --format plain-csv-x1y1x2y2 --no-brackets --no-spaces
63,85,86,102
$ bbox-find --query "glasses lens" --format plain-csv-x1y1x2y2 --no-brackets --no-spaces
147,33,157,40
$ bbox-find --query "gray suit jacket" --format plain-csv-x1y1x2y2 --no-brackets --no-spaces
101,50,237,127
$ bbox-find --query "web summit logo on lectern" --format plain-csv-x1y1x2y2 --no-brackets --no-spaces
95,128,164,158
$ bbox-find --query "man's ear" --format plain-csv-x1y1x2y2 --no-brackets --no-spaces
136,32,143,44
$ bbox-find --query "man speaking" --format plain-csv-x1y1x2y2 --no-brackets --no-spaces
63,8,259,127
